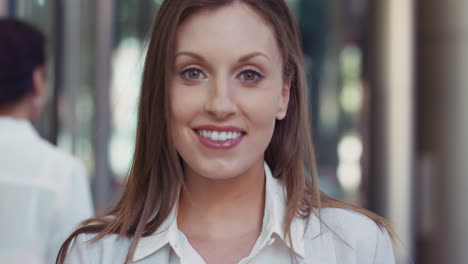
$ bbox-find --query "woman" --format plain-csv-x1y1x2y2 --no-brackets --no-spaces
58,0,396,263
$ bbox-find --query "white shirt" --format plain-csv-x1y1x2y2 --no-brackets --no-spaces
0,117,94,264
67,162,395,264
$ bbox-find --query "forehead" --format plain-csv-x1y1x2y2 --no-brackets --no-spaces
175,2,281,62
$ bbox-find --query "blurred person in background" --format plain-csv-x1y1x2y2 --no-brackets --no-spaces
0,18,93,264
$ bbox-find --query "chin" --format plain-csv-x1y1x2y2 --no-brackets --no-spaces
200,171,240,181
201,161,242,180
185,156,262,182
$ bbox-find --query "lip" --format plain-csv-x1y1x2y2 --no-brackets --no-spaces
193,125,245,133
193,125,246,150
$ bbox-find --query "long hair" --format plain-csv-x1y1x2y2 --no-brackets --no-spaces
57,0,394,263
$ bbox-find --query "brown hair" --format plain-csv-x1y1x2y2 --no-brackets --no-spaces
57,0,394,263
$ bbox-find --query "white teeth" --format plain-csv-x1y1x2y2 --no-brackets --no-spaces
212,131,220,140
197,130,242,141
220,132,227,141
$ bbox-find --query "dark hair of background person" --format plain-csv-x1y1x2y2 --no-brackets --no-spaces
0,18,45,107
57,0,396,263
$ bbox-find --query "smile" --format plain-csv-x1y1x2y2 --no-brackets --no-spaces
193,126,246,150
196,130,242,142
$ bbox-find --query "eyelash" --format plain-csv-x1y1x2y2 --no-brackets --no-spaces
238,69,263,83
180,67,264,84
180,67,206,81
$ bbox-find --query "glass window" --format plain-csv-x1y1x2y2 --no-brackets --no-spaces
109,0,161,182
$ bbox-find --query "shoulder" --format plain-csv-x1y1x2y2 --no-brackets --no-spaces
23,135,87,180
318,207,382,240
303,207,395,264
66,233,130,264
73,232,131,250
36,139,89,186
40,140,85,170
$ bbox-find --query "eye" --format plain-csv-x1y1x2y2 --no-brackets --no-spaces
239,69,263,83
181,68,205,80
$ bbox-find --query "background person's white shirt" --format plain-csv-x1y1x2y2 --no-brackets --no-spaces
0,117,94,264
66,162,395,264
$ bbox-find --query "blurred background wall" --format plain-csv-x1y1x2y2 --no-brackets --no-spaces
2,0,467,263
416,1,468,264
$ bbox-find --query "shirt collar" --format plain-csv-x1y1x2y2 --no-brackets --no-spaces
133,162,311,262
0,117,38,139
133,202,179,262
262,161,306,258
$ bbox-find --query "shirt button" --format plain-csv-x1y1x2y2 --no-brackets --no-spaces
267,237,275,246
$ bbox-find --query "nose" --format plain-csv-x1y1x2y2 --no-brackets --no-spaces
203,77,237,120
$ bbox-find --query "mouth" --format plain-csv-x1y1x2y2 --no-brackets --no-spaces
193,126,246,149
195,129,243,141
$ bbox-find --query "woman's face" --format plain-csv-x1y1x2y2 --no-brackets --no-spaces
169,2,290,180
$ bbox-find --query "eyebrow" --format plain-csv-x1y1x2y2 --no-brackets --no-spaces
174,51,271,62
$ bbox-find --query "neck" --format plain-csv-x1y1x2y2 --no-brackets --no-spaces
178,160,266,239
0,99,33,121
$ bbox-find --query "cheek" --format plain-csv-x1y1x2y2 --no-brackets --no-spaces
169,84,202,124
244,101,277,129
169,84,203,153
239,85,282,138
